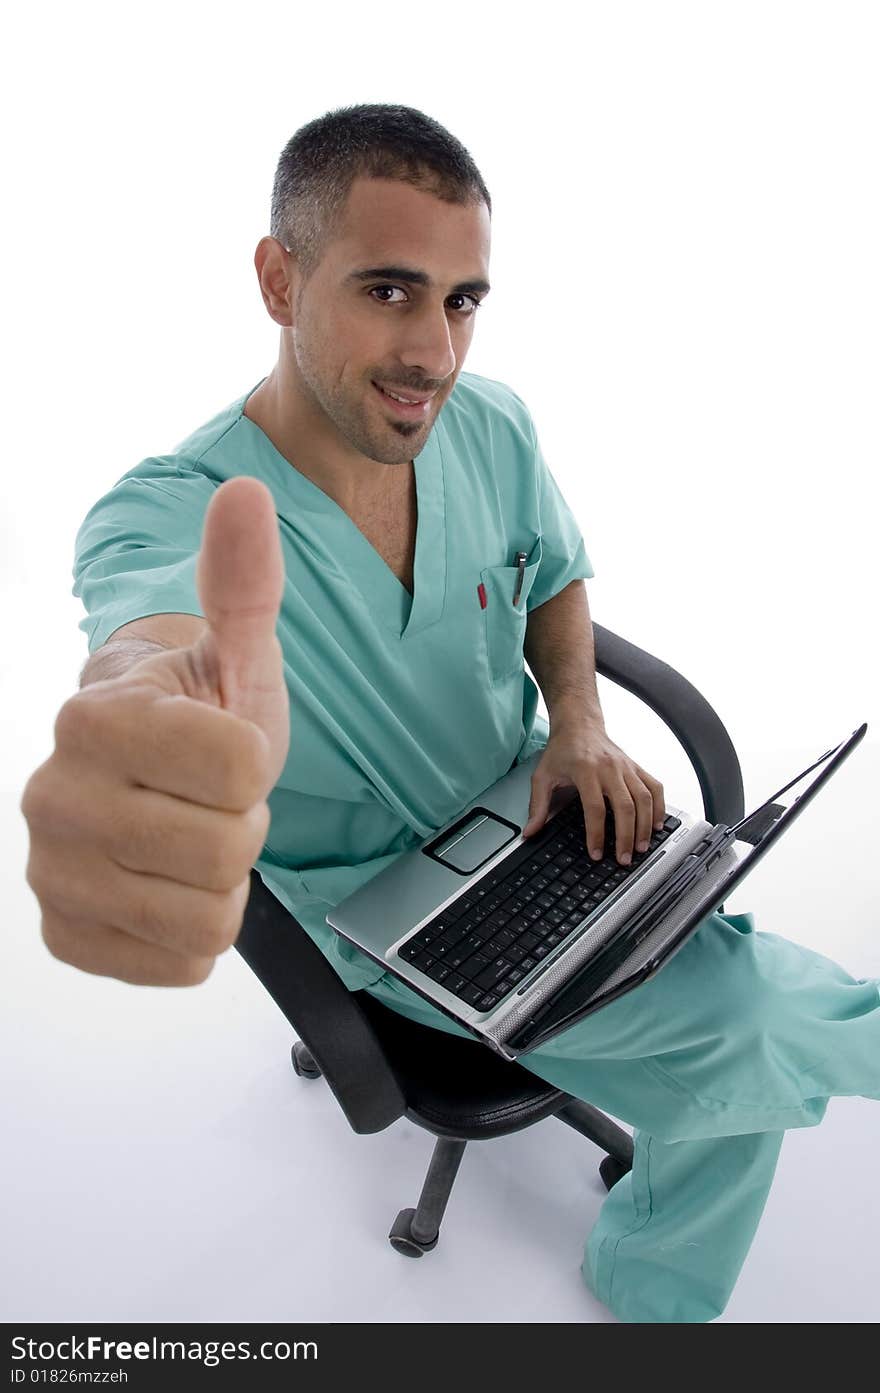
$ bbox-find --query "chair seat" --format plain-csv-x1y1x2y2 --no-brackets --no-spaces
356,992,572,1140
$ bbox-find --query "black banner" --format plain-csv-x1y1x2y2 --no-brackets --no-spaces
4,1324,605,1385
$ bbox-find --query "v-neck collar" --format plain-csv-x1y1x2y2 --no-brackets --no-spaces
234,381,447,642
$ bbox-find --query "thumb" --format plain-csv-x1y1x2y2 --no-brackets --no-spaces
195,476,286,695
522,781,551,838
186,476,290,788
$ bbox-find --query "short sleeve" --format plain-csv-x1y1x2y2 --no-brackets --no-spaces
72,463,216,655
525,420,595,612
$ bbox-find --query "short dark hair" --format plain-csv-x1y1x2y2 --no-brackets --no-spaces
269,103,491,282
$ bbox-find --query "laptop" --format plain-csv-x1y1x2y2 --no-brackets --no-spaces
326,722,867,1060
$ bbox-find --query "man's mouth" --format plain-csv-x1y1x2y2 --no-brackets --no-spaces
372,381,436,419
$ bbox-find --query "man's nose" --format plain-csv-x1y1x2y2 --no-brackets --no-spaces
397,304,457,382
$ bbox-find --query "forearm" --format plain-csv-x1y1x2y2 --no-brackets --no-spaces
523,580,604,731
79,639,165,689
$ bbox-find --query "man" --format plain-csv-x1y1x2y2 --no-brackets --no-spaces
20,104,879,1323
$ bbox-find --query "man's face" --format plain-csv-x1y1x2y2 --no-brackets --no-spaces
288,175,491,465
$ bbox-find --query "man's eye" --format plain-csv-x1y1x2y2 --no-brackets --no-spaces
447,293,482,315
369,285,408,304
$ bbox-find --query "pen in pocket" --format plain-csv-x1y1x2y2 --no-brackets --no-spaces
512,551,527,606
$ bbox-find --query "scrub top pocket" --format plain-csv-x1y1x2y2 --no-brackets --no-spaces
481,535,542,684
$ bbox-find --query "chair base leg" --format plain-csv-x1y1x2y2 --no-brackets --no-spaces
291,1041,322,1079
555,1099,634,1169
599,1154,630,1191
389,1136,468,1256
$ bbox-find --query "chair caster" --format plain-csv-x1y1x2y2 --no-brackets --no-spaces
389,1208,439,1257
291,1042,322,1079
599,1155,630,1191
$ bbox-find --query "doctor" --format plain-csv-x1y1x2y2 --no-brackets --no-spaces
21,103,880,1323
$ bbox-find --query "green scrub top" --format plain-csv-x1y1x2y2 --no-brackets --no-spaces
72,371,595,989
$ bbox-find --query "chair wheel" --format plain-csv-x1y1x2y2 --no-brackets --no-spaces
291,1042,322,1079
599,1155,630,1191
389,1208,439,1257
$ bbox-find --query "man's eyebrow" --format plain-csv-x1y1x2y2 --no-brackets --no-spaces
347,265,491,295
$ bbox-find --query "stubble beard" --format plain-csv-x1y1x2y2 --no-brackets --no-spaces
294,332,428,465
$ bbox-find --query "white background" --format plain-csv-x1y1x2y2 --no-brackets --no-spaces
3,0,878,1326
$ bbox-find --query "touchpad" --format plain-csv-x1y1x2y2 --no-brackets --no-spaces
425,807,519,875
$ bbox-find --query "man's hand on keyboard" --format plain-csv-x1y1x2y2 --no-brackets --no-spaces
521,717,666,866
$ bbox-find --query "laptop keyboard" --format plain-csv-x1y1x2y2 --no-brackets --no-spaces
396,802,682,1013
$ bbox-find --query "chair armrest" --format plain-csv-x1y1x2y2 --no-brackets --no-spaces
234,869,406,1135
592,622,746,827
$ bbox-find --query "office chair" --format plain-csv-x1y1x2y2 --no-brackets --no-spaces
235,622,757,1257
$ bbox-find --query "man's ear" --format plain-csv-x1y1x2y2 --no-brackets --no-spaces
254,236,296,327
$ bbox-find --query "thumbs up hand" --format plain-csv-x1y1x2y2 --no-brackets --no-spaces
20,477,291,987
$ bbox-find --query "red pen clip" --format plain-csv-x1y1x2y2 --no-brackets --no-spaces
477,582,488,610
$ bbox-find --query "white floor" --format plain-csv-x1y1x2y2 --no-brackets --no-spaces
4,737,879,1325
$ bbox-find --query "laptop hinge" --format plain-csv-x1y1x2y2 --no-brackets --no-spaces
735,802,786,846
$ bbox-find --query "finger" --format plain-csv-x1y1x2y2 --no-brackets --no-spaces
32,836,252,958
624,770,658,853
61,685,267,811
196,476,286,688
37,776,269,893
523,776,553,837
39,903,218,988
606,780,637,864
633,765,667,833
580,784,609,862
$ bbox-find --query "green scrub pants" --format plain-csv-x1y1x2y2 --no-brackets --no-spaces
363,908,880,1322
